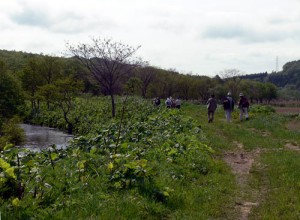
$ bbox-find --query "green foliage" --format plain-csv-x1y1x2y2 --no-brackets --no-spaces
0,64,25,118
250,105,275,114
0,117,25,148
0,97,235,219
251,151,300,219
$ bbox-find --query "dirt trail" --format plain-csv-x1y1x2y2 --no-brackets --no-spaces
285,142,300,151
223,141,261,220
224,140,300,220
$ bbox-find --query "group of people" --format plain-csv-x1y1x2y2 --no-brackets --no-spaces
154,92,249,123
165,97,181,109
153,97,181,109
206,92,249,123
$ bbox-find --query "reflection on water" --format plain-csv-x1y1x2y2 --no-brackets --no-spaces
19,124,73,151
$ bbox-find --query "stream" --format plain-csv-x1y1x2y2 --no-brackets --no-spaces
19,124,73,152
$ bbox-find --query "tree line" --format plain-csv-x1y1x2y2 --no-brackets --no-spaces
0,38,279,122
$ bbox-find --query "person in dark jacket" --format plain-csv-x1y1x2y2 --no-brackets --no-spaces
238,93,249,121
206,94,217,123
154,97,161,106
223,92,234,122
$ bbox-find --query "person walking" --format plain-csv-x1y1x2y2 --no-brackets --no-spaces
165,97,171,108
238,93,249,121
175,97,181,109
154,97,161,106
206,94,217,123
223,92,234,122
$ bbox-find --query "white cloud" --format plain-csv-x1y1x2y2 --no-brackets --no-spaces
1,0,300,75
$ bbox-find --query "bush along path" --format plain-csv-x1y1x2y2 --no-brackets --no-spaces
183,103,300,220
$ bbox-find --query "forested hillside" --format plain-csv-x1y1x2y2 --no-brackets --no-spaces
240,60,300,89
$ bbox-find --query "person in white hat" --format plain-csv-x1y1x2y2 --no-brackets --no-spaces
223,92,234,122
238,93,249,121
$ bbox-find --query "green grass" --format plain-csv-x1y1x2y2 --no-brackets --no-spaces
2,98,300,219
183,102,300,219
250,150,300,220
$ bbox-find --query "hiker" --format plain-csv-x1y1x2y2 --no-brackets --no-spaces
206,94,217,123
223,92,234,122
238,93,249,121
154,97,161,106
170,96,176,108
165,97,171,108
175,97,181,109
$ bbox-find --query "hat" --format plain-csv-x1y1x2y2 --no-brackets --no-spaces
227,92,231,96
239,93,244,97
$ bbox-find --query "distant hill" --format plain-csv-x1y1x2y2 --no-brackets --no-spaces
240,60,300,89
0,49,40,73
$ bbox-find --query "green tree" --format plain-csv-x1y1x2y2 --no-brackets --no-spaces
195,77,215,103
38,77,83,134
39,55,63,85
175,75,194,100
0,61,25,118
135,66,156,98
21,57,44,111
263,83,277,103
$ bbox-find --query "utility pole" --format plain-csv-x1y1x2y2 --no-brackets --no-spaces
276,56,279,73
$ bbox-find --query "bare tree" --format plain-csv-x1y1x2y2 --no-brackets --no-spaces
219,69,244,98
219,68,243,79
66,37,144,117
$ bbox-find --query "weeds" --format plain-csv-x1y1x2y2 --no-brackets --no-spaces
0,97,235,219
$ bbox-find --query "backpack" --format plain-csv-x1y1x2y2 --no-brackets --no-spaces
223,98,230,110
155,98,160,105
239,97,249,108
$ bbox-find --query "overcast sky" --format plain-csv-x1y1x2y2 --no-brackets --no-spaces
1,0,300,76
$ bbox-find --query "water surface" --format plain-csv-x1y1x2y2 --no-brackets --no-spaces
19,124,73,151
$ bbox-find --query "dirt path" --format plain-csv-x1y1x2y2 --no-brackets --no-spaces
223,141,261,220
224,139,300,220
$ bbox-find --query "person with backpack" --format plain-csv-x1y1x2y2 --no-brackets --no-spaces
175,97,181,109
223,92,234,122
206,94,217,123
165,97,171,108
238,93,249,121
154,97,161,106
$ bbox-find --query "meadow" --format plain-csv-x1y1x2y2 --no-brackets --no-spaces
1,96,300,219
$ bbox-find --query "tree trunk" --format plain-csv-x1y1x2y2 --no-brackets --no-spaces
142,87,146,98
63,112,73,134
110,94,115,118
67,123,73,134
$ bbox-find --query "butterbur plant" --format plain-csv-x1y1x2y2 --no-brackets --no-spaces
0,157,18,199
108,153,155,189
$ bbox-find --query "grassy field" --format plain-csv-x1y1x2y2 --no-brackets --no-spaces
1,98,300,219
183,102,300,219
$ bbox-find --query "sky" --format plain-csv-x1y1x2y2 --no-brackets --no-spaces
1,0,300,77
